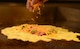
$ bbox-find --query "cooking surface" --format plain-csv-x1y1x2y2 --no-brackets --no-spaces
0,40,80,49
0,3,80,49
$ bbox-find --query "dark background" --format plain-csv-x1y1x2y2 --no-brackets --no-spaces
0,0,80,3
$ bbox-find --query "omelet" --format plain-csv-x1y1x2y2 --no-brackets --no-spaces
1,24,80,42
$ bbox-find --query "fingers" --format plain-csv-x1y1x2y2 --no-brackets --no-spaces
26,0,47,12
31,0,39,5
26,0,33,11
32,0,47,5
42,0,48,2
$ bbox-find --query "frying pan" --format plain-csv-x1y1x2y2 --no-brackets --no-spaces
0,2,80,49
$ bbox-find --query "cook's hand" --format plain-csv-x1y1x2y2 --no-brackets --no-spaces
26,0,47,12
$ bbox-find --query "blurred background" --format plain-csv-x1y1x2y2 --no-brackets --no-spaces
0,0,80,3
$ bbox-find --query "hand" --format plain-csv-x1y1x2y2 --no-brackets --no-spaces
26,0,47,12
